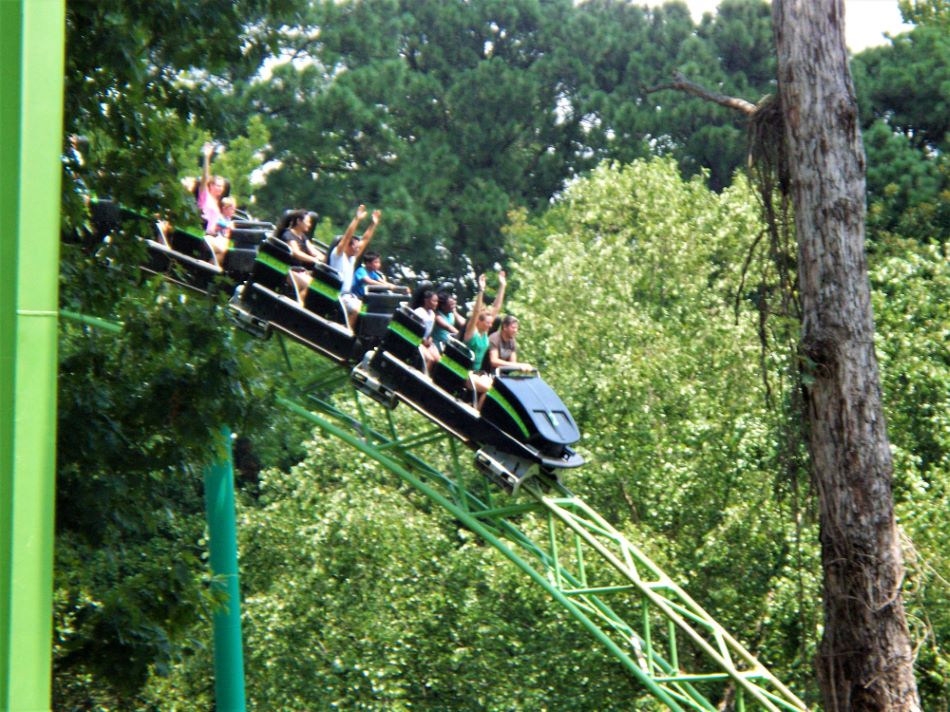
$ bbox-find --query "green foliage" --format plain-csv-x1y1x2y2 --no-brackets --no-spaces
870,237,950,708
60,162,950,710
54,230,277,704
899,0,950,32
230,0,777,277
176,116,272,212
56,0,950,707
241,0,580,276
504,157,821,700
863,120,944,229
64,0,298,228
848,16,949,245
852,22,950,155
144,416,661,711
136,158,820,708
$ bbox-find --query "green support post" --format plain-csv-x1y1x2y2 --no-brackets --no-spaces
203,427,247,712
0,1,65,709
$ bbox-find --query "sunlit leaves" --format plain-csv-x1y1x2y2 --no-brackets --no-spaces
506,157,821,697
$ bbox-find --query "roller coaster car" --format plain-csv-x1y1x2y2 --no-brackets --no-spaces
357,306,584,493
146,225,225,293
158,222,271,294
86,201,214,291
224,224,273,278
228,236,409,363
90,199,272,295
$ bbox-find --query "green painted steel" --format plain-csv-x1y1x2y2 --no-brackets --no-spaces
307,277,341,303
0,5,23,705
0,4,24,704
0,1,66,709
59,309,124,334
281,388,810,711
255,251,290,275
55,306,809,708
388,319,422,346
203,427,247,712
278,397,690,711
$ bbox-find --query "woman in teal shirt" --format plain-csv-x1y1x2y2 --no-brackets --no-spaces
463,270,506,408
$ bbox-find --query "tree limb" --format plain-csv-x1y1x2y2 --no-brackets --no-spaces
645,71,757,116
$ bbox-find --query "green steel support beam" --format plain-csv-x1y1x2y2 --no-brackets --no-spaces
58,296,809,710
59,309,124,334
277,396,690,712
203,427,247,712
0,10,22,703
0,2,65,709
0,0,65,710
534,491,807,711
288,389,809,711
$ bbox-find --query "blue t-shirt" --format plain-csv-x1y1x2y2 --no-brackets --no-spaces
352,266,383,298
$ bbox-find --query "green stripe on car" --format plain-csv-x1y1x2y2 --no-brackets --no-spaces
389,320,422,347
440,355,469,380
486,389,530,438
255,252,290,275
309,279,340,302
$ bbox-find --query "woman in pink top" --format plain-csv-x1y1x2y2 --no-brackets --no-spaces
197,142,232,267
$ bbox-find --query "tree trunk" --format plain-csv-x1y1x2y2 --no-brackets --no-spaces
771,2,920,710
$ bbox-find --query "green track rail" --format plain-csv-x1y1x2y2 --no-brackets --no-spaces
61,304,809,711
277,368,808,712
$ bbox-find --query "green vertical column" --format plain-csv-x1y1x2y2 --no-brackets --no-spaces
203,428,247,712
0,1,65,710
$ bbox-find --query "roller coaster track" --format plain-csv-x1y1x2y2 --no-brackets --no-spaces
62,300,809,712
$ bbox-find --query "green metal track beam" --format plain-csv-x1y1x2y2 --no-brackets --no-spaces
278,397,691,711
283,387,810,712
0,2,65,709
58,303,809,709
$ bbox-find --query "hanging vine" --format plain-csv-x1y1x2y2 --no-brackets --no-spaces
645,76,817,672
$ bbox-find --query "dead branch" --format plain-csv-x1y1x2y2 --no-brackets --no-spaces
645,71,757,116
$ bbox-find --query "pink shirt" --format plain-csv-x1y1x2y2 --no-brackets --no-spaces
197,186,222,234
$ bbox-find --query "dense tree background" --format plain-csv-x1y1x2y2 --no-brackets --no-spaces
57,0,948,709
206,0,779,278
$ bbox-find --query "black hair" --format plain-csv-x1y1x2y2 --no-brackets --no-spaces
410,282,436,310
501,314,519,328
436,290,455,314
305,211,319,238
363,250,380,263
274,209,309,239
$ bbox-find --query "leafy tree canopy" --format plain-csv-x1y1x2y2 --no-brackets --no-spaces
230,0,778,278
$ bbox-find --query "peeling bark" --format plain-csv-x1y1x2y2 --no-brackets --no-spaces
772,1,920,709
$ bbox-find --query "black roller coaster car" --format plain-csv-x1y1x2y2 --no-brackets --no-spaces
91,199,274,295
225,234,409,362
92,201,584,493
352,306,583,491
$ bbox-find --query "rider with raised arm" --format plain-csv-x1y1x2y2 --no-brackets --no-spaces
197,142,233,265
329,205,380,329
463,270,508,407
